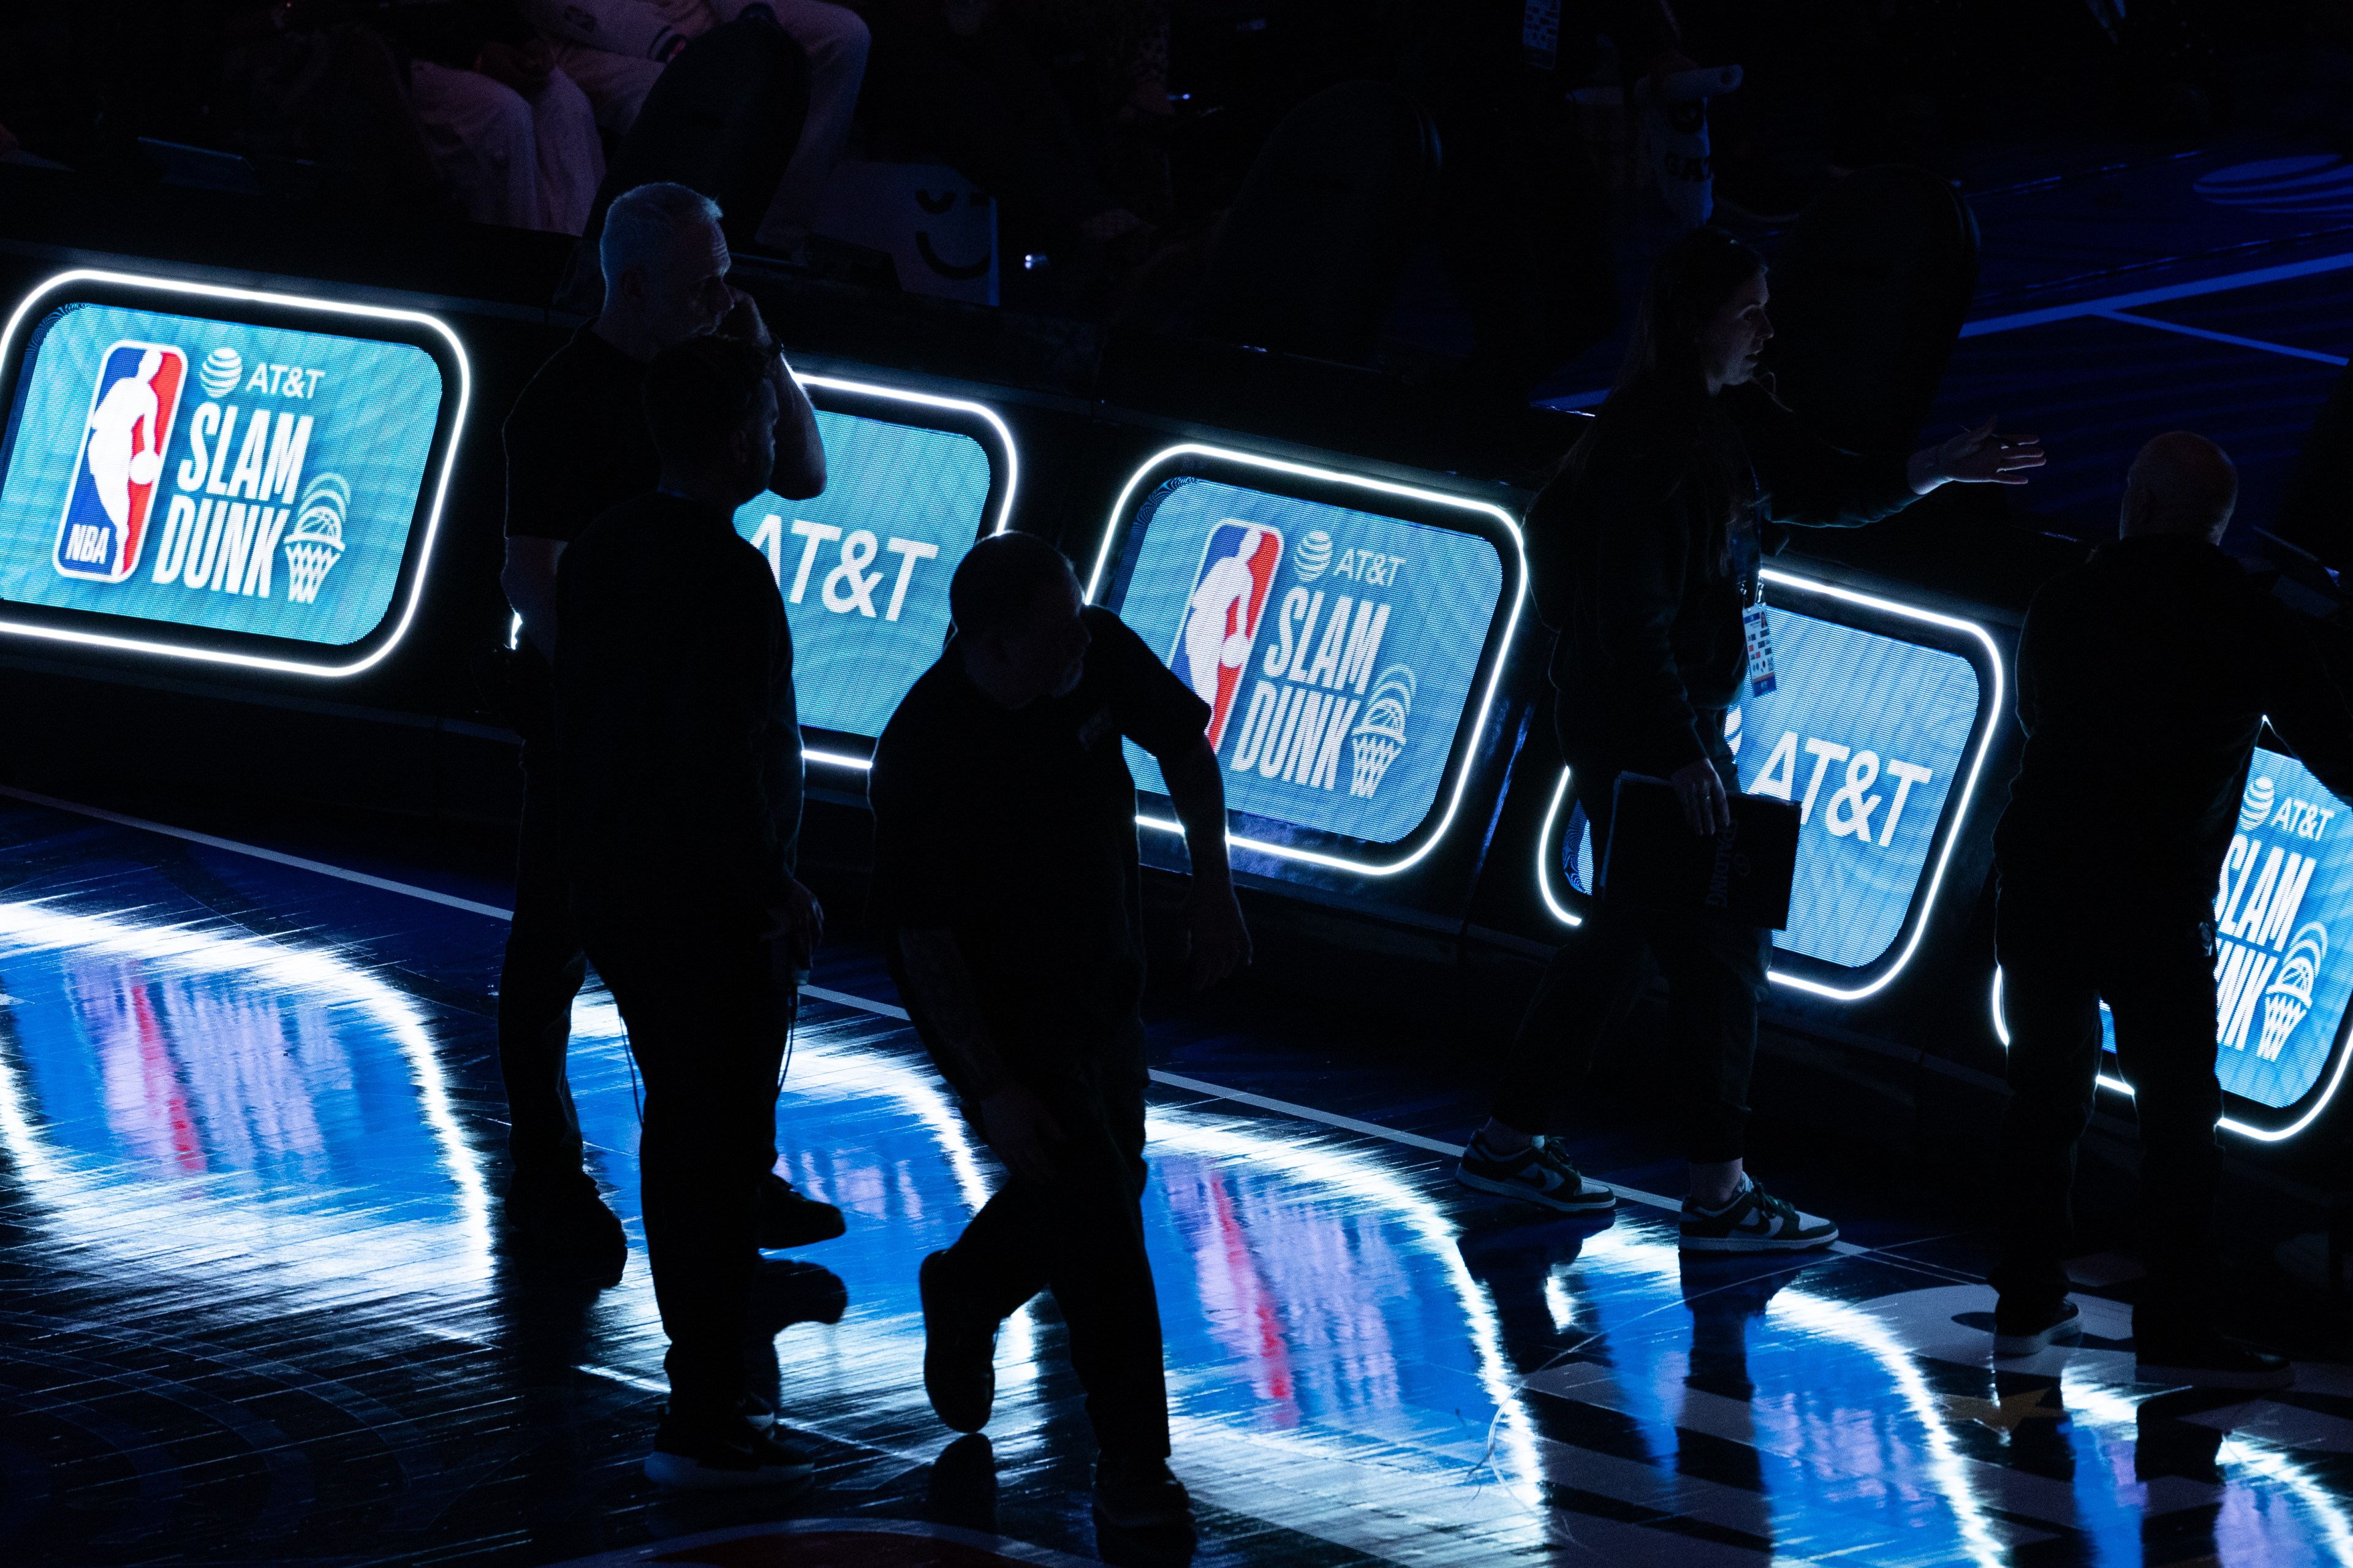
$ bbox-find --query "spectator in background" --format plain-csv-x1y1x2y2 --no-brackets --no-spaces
1387,0,1689,400
519,0,870,253
400,4,605,233
857,0,1167,278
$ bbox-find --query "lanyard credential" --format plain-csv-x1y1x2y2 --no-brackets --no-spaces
1737,458,1776,698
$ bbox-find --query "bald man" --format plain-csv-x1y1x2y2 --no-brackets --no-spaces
1988,433,2353,1388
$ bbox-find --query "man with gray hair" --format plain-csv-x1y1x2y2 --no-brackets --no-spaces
1988,431,2353,1388
496,179,834,1279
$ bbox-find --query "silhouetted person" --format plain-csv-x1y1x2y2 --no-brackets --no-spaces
556,333,825,1487
498,180,833,1278
868,533,1252,1534
1990,432,2353,1390
1460,227,2042,1246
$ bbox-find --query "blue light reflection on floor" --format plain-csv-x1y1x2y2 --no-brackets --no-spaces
0,889,2349,1565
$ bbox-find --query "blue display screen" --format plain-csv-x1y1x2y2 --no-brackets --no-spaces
0,302,444,646
732,411,993,741
1110,477,1505,845
1569,608,1980,969
2085,748,2351,1112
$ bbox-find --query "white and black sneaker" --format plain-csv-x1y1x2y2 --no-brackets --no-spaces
1678,1178,1839,1252
1455,1131,1616,1214
1992,1297,2083,1357
644,1411,815,1490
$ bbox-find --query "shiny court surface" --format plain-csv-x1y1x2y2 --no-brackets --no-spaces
1,798,2351,1568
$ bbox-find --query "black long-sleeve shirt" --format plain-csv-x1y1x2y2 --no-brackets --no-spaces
1534,383,1918,774
1996,535,2353,910
556,493,801,930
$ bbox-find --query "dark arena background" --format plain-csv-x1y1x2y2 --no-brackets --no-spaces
3,2,2353,1564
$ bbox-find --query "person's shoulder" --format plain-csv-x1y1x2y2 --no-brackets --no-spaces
874,656,967,761
507,330,635,430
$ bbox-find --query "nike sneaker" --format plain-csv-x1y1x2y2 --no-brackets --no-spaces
1455,1131,1617,1214
1678,1178,1840,1252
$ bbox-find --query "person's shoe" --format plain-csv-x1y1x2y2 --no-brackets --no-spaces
1678,1178,1840,1252
920,1251,996,1433
643,1412,814,1490
2134,1326,2295,1391
740,1391,776,1432
1993,1297,2083,1357
1093,1453,1193,1531
756,1172,846,1249
505,1170,627,1286
1455,1131,1616,1214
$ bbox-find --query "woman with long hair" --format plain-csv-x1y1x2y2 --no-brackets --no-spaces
1458,225,2042,1248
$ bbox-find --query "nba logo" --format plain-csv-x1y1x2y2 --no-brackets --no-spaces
1170,521,1284,750
54,341,187,583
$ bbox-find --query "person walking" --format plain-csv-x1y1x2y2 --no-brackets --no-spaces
559,334,824,1485
1458,225,2042,1248
1988,432,2353,1389
868,532,1251,1532
498,180,836,1278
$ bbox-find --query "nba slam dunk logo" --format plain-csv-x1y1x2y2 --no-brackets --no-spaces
53,339,349,605
55,342,186,581
2213,774,2336,1064
1172,521,1415,800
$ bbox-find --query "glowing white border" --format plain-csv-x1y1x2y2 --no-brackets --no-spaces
779,373,1018,774
0,898,493,1279
1989,966,2353,1143
1085,443,1527,877
1535,567,2007,1004
0,270,472,678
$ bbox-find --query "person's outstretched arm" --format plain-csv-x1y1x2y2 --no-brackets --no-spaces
1158,734,1251,989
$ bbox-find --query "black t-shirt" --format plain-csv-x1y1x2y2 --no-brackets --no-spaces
504,324,657,545
502,323,658,730
556,493,803,929
868,606,1210,1058
1997,536,2353,909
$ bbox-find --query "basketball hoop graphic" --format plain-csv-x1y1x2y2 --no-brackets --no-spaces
284,474,350,605
1349,665,1417,799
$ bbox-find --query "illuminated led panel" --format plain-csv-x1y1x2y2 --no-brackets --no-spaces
1539,570,2005,1002
1088,444,1525,877
0,270,468,676
734,376,1014,756
1990,744,2353,1142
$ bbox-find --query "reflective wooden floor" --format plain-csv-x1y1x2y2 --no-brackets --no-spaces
0,793,2348,1567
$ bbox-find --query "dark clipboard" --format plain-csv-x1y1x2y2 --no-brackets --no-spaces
1597,774,1800,930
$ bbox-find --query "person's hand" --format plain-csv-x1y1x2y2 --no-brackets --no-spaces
1670,758,1730,836
1646,48,1700,107
976,1083,1063,1184
476,38,553,93
1912,417,2045,491
1183,882,1252,990
762,878,824,967
720,286,775,349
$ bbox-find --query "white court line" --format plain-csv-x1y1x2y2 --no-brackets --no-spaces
1538,246,2353,410
1960,247,2353,335
0,785,1869,1254
2096,309,2350,366
0,784,515,920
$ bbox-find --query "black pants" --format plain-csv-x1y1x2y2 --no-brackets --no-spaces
1992,874,2222,1330
586,917,795,1425
1492,748,1771,1164
921,1010,1169,1458
498,735,591,1181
